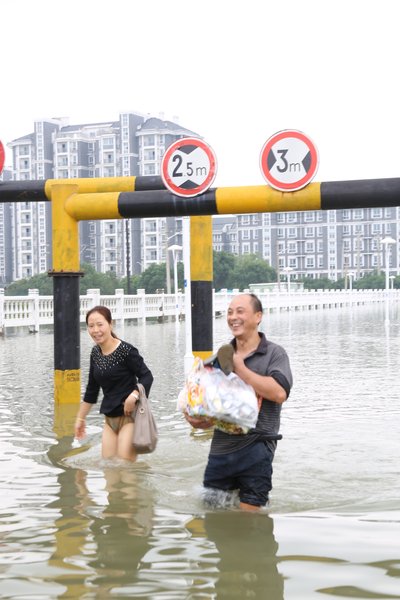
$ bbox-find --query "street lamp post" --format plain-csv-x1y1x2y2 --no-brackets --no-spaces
348,271,355,292
165,231,182,294
168,244,182,321
380,236,396,325
282,266,293,294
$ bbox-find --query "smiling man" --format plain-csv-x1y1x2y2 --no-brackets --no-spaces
186,293,293,511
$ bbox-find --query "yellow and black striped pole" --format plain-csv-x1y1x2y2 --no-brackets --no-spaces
190,216,213,361
49,184,82,407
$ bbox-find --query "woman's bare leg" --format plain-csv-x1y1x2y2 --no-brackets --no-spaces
117,422,137,461
102,423,118,459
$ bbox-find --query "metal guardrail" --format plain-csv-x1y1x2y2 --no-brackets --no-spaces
0,286,397,334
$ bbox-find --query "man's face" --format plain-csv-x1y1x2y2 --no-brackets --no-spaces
227,295,262,339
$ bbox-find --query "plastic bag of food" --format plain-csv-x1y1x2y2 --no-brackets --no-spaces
178,357,259,434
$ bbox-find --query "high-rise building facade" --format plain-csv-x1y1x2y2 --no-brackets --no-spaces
213,207,399,281
4,113,198,283
2,114,399,285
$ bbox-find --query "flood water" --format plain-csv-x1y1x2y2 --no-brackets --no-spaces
1,303,400,599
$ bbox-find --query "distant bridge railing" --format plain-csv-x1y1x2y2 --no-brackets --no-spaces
0,286,397,334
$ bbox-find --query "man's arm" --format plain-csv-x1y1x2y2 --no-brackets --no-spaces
233,354,288,404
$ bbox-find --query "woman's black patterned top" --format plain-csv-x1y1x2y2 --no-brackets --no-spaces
83,340,153,417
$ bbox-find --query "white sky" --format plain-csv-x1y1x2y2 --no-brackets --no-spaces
1,0,400,187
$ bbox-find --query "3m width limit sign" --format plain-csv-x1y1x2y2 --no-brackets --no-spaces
260,130,319,192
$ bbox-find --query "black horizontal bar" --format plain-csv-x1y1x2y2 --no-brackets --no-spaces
118,189,218,218
321,178,400,209
0,180,47,203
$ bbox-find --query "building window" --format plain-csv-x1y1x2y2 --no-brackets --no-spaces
144,164,156,175
305,241,315,253
306,257,315,268
102,137,114,148
372,208,382,219
144,149,156,161
143,135,155,146
372,223,382,235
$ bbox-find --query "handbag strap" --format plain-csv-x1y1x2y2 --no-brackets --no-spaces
137,382,147,403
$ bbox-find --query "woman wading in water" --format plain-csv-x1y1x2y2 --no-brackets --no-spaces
74,306,153,461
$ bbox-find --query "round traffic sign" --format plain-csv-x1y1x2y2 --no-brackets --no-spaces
0,140,5,175
161,137,217,197
260,130,319,191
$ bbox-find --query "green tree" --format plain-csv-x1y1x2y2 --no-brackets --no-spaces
5,272,53,295
300,277,335,290
230,254,276,290
354,272,385,289
78,263,121,294
213,251,236,291
138,263,170,293
5,263,126,296
120,275,141,295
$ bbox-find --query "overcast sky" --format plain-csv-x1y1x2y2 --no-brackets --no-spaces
1,0,400,187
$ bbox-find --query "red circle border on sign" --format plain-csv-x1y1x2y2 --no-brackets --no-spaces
260,129,319,191
161,137,217,197
0,140,5,175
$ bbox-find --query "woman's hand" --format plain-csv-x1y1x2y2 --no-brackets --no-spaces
124,391,139,416
75,417,86,440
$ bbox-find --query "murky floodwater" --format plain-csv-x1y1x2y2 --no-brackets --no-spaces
1,303,400,599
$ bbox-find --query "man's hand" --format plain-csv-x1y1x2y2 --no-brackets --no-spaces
184,413,214,429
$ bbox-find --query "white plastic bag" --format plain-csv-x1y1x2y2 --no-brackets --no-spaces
178,357,259,434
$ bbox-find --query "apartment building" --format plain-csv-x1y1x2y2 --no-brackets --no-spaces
213,206,399,281
4,114,198,282
2,114,400,284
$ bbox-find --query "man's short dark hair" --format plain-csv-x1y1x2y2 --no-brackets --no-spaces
248,293,263,314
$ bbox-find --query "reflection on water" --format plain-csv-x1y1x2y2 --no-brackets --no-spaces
1,305,400,598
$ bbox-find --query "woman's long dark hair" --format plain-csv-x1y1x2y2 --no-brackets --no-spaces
85,305,118,338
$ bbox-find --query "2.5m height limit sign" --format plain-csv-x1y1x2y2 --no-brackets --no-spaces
161,137,217,197
260,129,319,192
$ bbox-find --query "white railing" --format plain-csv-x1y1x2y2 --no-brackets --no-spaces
0,286,398,333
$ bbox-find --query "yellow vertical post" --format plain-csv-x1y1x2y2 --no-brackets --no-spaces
190,215,213,360
49,184,82,419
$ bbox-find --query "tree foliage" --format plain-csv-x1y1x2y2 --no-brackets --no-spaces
229,254,276,290
300,277,336,290
212,251,236,291
5,253,398,296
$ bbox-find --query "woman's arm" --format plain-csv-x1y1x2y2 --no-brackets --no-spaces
127,346,154,397
74,401,93,439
